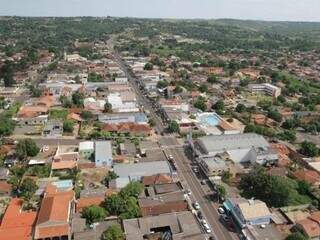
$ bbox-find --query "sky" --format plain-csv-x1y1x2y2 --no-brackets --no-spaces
0,0,320,22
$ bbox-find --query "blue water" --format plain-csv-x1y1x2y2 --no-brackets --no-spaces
53,180,73,189
200,114,220,126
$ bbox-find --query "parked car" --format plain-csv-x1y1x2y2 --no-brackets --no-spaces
193,202,200,210
201,180,206,185
218,207,225,214
186,189,192,196
197,211,203,219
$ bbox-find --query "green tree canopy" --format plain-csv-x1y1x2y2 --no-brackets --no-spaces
16,139,40,160
300,141,319,157
168,120,180,133
63,120,75,133
144,62,153,70
19,178,37,201
81,205,107,225
102,225,124,240
285,232,307,240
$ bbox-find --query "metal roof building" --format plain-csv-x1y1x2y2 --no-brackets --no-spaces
95,141,113,167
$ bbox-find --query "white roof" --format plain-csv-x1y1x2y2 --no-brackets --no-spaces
114,161,171,178
199,133,270,153
79,141,94,151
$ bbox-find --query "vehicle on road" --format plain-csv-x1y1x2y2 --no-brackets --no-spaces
168,154,173,160
192,166,199,173
201,180,206,185
197,211,203,219
193,202,200,210
221,215,230,222
185,189,192,196
218,206,225,214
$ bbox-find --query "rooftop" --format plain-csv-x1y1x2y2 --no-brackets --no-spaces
198,133,270,153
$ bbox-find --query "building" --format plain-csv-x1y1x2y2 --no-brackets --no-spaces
95,141,113,167
123,211,205,240
113,161,172,188
43,120,63,137
76,196,105,213
223,198,272,229
199,156,230,177
194,133,278,166
98,113,148,125
34,184,75,240
0,198,37,240
248,83,282,98
296,211,320,240
138,183,188,217
79,141,94,159
107,92,139,113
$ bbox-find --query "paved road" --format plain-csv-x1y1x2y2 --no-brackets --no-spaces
108,37,165,134
107,38,235,240
165,144,236,240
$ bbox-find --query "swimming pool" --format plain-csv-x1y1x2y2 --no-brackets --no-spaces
198,113,220,127
53,180,73,189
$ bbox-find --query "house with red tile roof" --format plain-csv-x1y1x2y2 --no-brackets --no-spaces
0,198,37,240
102,123,152,136
296,211,320,239
0,181,12,195
292,169,320,186
75,196,105,213
34,184,75,240
142,174,174,186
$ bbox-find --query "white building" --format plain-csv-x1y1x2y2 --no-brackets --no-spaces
107,92,139,113
248,83,281,98
194,133,278,166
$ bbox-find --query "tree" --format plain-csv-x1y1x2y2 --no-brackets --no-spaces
194,96,206,111
235,103,246,113
19,178,37,201
82,205,107,224
300,141,319,157
213,100,224,113
120,181,143,198
156,80,168,89
207,74,218,84
119,196,141,219
102,225,124,240
63,120,75,133
81,110,94,120
198,84,208,93
72,91,85,107
144,63,153,70
16,139,40,160
217,185,226,200
277,130,296,143
0,61,15,87
104,171,118,187
168,120,180,133
0,114,15,136
285,232,307,240
268,109,282,122
104,194,126,216
104,102,112,113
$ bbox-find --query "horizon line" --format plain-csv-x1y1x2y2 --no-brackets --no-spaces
0,15,320,23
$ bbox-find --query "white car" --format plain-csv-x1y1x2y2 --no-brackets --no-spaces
186,190,192,196
218,207,225,214
42,145,49,152
201,219,208,225
168,154,173,160
193,202,200,210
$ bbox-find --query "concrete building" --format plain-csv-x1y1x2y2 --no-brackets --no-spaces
223,198,272,229
107,92,139,113
94,141,112,167
123,211,206,240
194,133,278,166
113,161,172,188
248,83,281,98
79,141,94,159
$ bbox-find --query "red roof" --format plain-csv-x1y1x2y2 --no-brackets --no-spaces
293,169,320,185
76,196,105,212
35,185,74,239
0,198,37,240
0,181,12,193
143,174,174,186
102,123,151,135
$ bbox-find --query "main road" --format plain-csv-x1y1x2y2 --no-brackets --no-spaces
109,38,235,240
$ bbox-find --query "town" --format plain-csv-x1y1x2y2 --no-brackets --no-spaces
0,16,320,240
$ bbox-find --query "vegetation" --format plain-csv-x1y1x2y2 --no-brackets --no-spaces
63,120,75,133
102,225,124,240
16,139,40,160
19,178,38,202
239,166,311,207
193,96,206,111
168,120,180,133
286,232,307,240
103,181,143,219
300,141,319,157
82,205,107,225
